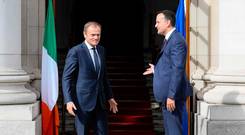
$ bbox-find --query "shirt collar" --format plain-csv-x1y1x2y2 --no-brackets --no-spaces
85,40,96,50
165,27,176,40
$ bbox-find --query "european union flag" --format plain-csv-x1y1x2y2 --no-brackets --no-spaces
176,0,186,38
176,0,188,135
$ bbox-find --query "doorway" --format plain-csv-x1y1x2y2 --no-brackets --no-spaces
56,0,146,55
54,0,182,134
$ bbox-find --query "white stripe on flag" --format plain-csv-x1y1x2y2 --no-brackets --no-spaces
41,46,58,110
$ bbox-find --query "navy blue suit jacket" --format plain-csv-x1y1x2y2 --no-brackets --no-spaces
62,42,113,111
153,30,192,103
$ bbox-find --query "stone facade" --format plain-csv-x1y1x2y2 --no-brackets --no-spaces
0,0,45,134
190,0,245,135
1,0,245,134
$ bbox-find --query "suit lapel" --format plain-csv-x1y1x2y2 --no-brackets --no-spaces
96,46,103,78
155,30,177,64
155,40,168,64
81,43,97,73
160,30,176,53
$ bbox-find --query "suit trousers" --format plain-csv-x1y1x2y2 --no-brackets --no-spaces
162,101,187,135
75,96,108,135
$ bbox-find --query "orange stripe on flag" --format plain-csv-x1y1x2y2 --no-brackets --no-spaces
42,102,59,135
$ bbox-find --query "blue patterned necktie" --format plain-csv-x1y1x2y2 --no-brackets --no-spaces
92,47,100,74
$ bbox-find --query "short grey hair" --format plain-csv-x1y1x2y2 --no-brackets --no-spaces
83,21,101,33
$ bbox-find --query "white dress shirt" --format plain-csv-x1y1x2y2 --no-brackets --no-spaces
85,40,101,69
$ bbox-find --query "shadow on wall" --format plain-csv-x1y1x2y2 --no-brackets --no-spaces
190,0,211,70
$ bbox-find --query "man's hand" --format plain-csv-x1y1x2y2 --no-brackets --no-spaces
143,63,154,75
108,98,118,113
166,98,175,112
66,102,77,116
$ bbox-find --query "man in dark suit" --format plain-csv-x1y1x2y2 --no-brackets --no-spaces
62,21,118,135
143,10,192,135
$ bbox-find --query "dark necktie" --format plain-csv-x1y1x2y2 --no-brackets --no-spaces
162,38,167,49
92,47,100,73
160,38,167,52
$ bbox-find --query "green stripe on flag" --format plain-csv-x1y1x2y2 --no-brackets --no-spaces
43,0,57,62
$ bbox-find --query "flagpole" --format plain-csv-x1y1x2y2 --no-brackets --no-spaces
186,0,190,76
185,0,191,135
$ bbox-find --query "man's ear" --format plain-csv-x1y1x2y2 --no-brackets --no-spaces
167,20,171,27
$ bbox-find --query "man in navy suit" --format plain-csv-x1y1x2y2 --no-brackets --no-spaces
143,10,192,135
62,21,118,135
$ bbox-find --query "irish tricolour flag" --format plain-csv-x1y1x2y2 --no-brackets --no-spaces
41,0,59,135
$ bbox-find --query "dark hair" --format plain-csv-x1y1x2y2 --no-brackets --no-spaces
83,21,101,33
156,10,176,27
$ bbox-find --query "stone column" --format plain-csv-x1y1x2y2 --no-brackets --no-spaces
0,0,42,135
191,0,245,135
